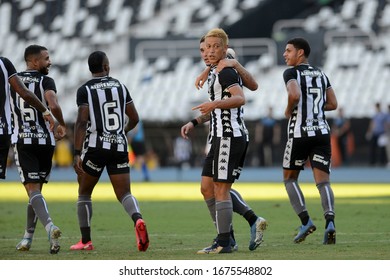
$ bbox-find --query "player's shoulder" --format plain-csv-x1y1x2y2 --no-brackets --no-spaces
0,57,17,73
0,56,11,65
219,66,238,79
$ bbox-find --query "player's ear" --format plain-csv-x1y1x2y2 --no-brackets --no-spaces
297,48,305,58
103,63,110,73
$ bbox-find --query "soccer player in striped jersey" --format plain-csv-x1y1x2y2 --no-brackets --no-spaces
0,56,55,180
183,28,249,254
11,45,66,254
70,51,149,252
186,36,267,252
282,37,338,245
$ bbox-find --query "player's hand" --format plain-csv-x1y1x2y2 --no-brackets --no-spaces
284,108,291,119
195,67,210,90
54,124,67,141
216,58,236,73
73,155,85,176
181,123,194,139
43,114,55,131
192,102,215,116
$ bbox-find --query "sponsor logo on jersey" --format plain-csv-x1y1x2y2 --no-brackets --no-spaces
302,124,328,131
19,132,48,138
99,132,126,144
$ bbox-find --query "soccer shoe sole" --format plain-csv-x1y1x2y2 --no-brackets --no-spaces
294,225,316,243
135,219,149,252
197,245,232,254
324,230,336,245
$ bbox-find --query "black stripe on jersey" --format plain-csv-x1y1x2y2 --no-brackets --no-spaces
90,88,103,132
118,84,126,118
300,72,308,137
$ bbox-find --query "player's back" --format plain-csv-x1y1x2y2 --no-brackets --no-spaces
77,76,131,152
284,64,331,138
10,71,55,146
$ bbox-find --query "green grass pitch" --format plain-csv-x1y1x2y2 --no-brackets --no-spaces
0,181,389,260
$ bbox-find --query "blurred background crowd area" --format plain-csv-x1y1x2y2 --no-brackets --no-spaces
2,0,390,169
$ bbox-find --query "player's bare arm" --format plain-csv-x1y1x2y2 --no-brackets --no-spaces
9,75,55,131
192,85,245,115
195,66,211,90
73,105,89,175
324,87,338,111
124,102,139,133
284,80,301,118
181,114,210,139
216,59,258,91
45,90,67,140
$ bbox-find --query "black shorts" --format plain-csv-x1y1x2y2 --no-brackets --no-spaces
81,147,130,177
131,141,146,156
0,135,11,179
283,134,331,174
13,143,54,184
202,135,247,183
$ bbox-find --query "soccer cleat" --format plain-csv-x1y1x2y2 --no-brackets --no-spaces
323,221,336,245
212,236,238,251
294,219,316,243
16,238,32,251
135,219,149,252
197,242,232,254
249,217,268,251
48,225,61,254
230,236,238,251
70,240,94,250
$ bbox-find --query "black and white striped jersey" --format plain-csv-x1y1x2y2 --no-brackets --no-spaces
0,57,17,136
283,64,332,138
76,76,132,152
10,70,56,146
207,66,248,139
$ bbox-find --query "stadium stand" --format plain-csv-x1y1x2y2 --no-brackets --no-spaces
1,0,389,167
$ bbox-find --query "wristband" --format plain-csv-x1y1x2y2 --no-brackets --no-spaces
190,119,198,127
42,109,51,116
74,150,81,156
